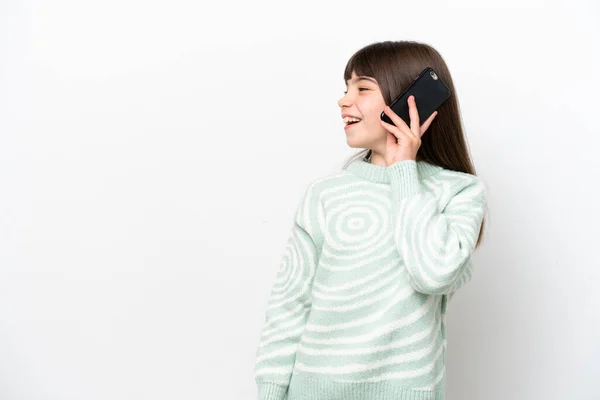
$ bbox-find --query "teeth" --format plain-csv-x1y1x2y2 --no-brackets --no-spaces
344,117,361,124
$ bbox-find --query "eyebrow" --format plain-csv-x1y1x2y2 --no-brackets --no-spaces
345,76,378,86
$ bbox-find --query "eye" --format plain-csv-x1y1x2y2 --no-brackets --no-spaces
343,88,368,94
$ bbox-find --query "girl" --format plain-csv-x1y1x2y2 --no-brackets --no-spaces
253,40,488,400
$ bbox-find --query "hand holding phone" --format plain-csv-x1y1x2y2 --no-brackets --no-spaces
380,67,451,127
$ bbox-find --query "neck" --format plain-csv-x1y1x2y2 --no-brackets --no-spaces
368,152,387,167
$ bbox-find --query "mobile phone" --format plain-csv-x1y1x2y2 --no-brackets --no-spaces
380,67,451,127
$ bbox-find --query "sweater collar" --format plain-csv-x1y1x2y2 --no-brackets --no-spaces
346,158,444,184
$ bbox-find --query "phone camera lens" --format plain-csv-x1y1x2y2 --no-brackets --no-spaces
430,71,438,80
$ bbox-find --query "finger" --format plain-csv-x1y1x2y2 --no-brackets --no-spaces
386,130,397,147
380,119,409,142
383,106,412,137
419,111,438,137
408,95,420,136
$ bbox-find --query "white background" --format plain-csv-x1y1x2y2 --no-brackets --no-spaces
1,0,599,399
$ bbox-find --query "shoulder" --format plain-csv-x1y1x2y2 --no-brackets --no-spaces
299,168,355,199
293,174,338,248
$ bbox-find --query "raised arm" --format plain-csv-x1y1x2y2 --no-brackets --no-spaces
387,160,486,296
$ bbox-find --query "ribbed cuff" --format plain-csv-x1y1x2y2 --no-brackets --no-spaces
287,372,445,399
387,160,422,201
258,382,288,400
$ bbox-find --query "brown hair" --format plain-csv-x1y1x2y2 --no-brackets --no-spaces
341,40,487,249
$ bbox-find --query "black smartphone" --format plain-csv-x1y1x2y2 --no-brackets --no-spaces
380,67,451,127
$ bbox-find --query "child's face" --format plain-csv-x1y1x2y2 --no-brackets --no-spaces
338,70,387,152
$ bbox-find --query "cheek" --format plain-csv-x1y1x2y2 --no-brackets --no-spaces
357,99,386,128
366,103,385,122
366,110,384,127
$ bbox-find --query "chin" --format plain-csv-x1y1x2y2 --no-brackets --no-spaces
345,138,363,148
346,135,371,149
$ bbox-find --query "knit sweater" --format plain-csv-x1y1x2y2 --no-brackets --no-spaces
254,158,487,400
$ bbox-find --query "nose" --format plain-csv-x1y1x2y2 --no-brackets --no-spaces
338,92,352,109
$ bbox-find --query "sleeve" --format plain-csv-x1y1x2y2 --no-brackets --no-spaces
253,186,322,400
386,160,486,296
